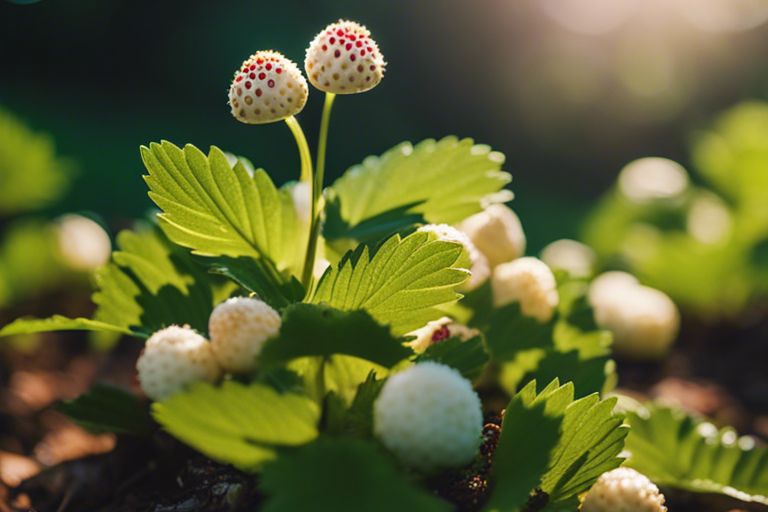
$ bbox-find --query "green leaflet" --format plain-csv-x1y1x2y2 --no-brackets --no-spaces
57,384,150,436
310,231,470,335
0,106,71,215
153,381,320,471
328,137,512,230
0,226,215,339
487,380,627,511
260,437,451,512
141,141,304,274
259,304,412,369
486,381,565,511
625,404,768,506
204,255,304,309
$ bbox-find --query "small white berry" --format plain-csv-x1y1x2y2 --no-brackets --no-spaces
540,239,596,278
588,271,639,307
418,224,490,291
229,50,308,125
374,362,482,472
406,317,479,354
55,214,111,272
589,275,679,360
305,19,386,94
136,325,221,401
582,467,667,512
458,204,526,269
618,157,689,203
208,297,282,373
492,257,559,322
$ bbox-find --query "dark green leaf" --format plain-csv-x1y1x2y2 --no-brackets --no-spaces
260,304,412,369
57,384,150,435
323,193,425,243
204,255,304,309
260,437,451,512
416,336,489,379
486,381,566,511
485,303,554,362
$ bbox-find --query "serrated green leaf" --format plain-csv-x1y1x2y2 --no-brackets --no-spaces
329,137,512,229
416,336,489,379
310,231,470,336
141,141,304,274
260,304,411,370
153,381,319,471
1,225,216,339
540,394,628,505
94,226,215,335
204,255,304,309
57,384,150,435
486,381,564,512
260,437,451,512
625,404,768,506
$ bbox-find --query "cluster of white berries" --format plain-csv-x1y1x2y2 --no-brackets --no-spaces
582,467,667,512
136,297,281,401
589,272,680,360
229,20,385,125
406,316,479,353
373,362,482,472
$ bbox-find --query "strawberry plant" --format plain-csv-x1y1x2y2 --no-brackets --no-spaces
2,19,767,512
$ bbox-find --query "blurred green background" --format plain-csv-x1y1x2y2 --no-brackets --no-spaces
2,0,768,251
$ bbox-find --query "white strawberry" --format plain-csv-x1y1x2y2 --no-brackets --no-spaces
582,468,667,512
208,297,281,373
588,274,679,360
373,362,482,472
458,204,526,268
305,19,386,94
492,257,559,322
229,50,308,124
136,325,221,401
540,238,596,278
406,317,479,353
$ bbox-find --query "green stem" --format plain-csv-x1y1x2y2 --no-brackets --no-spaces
301,93,336,291
284,115,312,184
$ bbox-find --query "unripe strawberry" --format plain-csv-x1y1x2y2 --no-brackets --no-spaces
407,317,479,353
229,51,308,124
458,204,526,269
305,19,386,94
136,325,221,401
374,362,482,473
492,257,559,323
582,468,667,512
208,297,281,373
418,224,490,291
